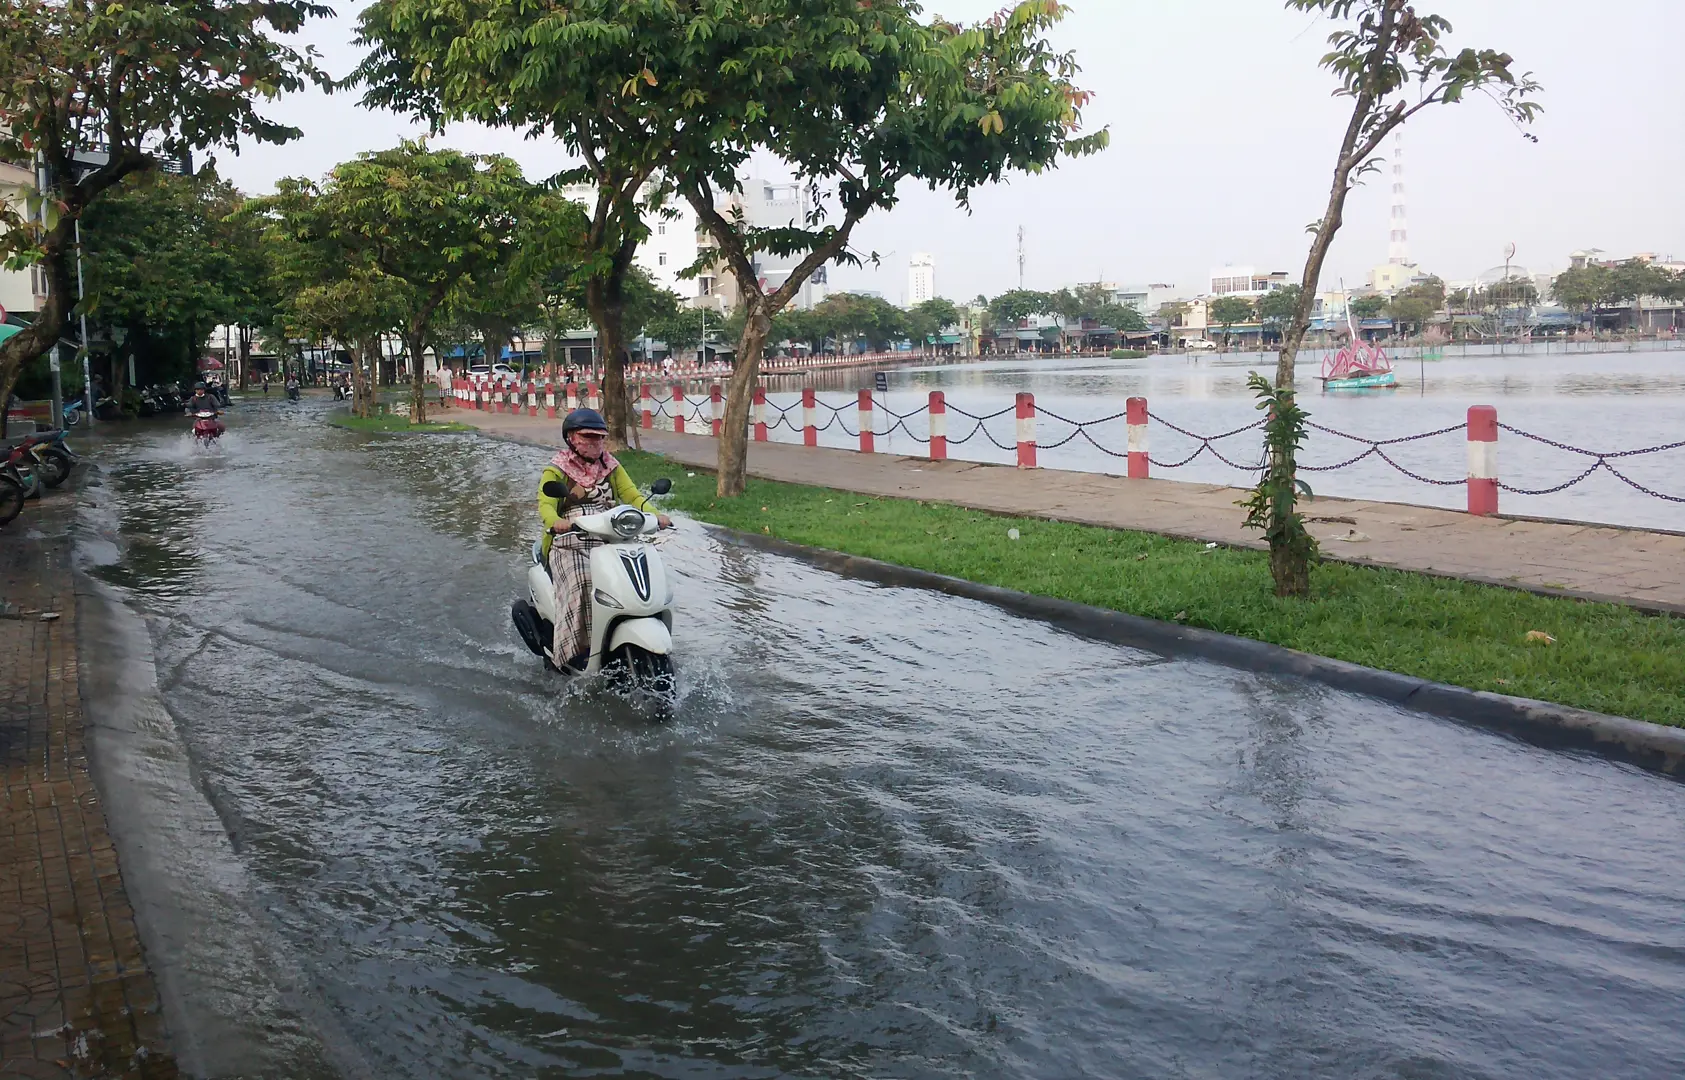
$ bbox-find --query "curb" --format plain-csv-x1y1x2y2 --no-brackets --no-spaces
708,526,1685,779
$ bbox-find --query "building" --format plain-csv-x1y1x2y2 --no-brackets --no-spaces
908,253,935,306
731,179,830,311
1109,283,1183,320
1367,261,1434,294
0,161,45,324
1209,266,1291,298
558,181,728,312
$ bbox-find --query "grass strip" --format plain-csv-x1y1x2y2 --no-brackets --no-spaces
619,449,1685,728
331,413,471,434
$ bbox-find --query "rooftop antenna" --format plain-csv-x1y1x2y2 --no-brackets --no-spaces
1017,226,1026,290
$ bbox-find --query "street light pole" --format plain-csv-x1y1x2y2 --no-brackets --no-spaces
35,155,64,428
74,219,93,424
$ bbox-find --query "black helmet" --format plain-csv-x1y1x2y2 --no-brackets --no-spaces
194,381,207,392
562,408,608,436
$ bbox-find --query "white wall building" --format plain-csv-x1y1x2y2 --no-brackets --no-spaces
908,253,935,306
732,179,830,311
558,182,726,311
0,161,45,322
1209,266,1291,298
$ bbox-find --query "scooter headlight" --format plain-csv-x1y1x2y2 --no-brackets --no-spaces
593,588,624,609
610,508,646,539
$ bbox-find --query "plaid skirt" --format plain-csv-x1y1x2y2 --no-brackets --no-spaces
549,532,603,664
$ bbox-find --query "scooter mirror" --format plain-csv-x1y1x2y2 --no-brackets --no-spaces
541,481,568,499
650,478,672,496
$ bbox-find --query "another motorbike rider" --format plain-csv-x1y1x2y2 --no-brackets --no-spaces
186,382,225,435
539,408,672,670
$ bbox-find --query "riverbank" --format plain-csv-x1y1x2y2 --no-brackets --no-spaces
618,449,1685,727
0,496,178,1078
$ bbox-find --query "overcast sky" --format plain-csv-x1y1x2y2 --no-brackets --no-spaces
218,0,1685,304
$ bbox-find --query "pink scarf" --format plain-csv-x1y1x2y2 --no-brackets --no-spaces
551,444,618,490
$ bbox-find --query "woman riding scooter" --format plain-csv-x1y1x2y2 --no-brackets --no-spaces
540,408,672,670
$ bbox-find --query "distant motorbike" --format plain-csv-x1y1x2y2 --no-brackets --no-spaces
191,409,224,446
286,382,301,402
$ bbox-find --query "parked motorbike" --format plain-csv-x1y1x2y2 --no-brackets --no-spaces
0,440,43,522
511,478,676,701
19,429,77,488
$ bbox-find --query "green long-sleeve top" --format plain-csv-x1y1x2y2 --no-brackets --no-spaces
538,463,656,559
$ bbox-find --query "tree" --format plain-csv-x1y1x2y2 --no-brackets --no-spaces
1551,266,1607,318
1255,285,1303,342
1489,275,1537,310
1208,295,1254,349
1157,300,1192,346
814,293,906,353
355,1,700,447
675,1,1106,495
262,142,544,422
1349,294,1389,319
909,297,961,352
80,171,253,396
0,0,328,415
988,289,1057,343
1259,0,1539,596
644,307,703,358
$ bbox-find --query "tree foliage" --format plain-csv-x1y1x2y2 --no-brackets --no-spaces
80,170,270,389
257,141,546,420
0,0,329,407
671,0,1108,495
1208,295,1255,344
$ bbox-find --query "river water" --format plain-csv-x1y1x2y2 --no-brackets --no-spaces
750,342,1685,532
89,400,1685,1078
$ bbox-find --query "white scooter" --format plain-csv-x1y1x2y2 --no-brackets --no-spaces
511,478,676,692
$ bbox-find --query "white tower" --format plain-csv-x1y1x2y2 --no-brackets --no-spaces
908,253,935,306
1388,132,1410,265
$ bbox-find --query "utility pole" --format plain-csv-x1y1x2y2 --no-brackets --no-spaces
35,154,63,427
1017,226,1026,291
74,220,93,424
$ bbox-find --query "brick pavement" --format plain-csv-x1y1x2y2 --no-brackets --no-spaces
452,406,1685,616
1,499,177,1079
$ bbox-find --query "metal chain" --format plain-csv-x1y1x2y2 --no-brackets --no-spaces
1498,423,1685,459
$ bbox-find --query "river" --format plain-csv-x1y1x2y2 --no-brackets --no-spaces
750,342,1685,532
85,399,1685,1077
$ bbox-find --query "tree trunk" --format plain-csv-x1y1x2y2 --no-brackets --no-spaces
586,276,632,448
238,328,252,390
408,329,429,425
717,297,771,497
0,218,77,433
354,338,378,418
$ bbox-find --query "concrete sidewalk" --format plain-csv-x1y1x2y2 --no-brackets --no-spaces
448,406,1685,615
1,499,178,1078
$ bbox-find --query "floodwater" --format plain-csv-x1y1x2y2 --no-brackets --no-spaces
751,342,1685,532
88,399,1685,1078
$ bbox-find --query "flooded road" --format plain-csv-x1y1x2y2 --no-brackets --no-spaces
87,399,1685,1078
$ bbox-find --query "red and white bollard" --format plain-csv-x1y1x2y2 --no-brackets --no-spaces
802,388,817,447
1126,396,1149,479
710,384,723,438
587,383,600,412
929,391,947,461
1467,404,1498,516
640,384,653,430
753,386,768,442
527,380,538,417
544,382,557,420
1015,393,1037,469
565,382,579,411
671,383,685,435
858,389,875,454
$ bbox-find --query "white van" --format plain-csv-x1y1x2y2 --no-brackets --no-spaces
1182,338,1218,352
